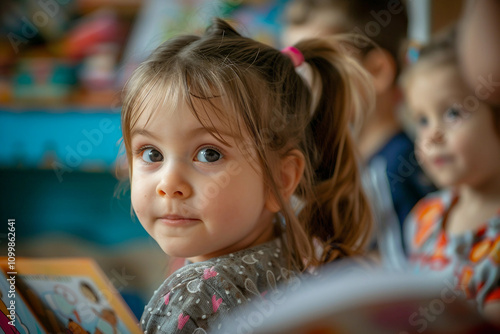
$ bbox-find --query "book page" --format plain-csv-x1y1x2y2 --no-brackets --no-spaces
0,257,141,334
0,268,47,334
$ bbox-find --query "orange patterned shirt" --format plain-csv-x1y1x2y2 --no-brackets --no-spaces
405,190,500,308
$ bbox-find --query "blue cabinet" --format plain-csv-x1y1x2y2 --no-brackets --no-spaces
0,107,149,245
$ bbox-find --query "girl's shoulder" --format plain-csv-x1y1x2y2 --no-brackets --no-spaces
405,189,452,251
409,189,453,222
168,238,295,286
141,239,302,332
185,238,300,293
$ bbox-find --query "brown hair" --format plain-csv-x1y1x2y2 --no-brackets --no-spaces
121,18,373,270
285,0,408,76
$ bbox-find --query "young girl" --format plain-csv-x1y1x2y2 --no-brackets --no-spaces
401,31,500,323
121,18,373,333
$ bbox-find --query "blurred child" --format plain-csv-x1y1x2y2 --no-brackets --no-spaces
282,0,436,261
401,29,500,323
121,18,373,332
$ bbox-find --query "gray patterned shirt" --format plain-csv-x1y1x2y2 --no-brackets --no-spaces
140,239,301,333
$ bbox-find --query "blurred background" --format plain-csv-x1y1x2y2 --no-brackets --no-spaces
0,0,464,319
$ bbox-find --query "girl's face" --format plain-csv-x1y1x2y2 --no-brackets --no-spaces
406,65,500,188
129,98,276,262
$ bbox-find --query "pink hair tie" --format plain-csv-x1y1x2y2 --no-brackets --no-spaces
281,46,304,67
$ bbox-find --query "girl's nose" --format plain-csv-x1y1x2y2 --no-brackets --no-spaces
426,125,445,145
156,164,192,199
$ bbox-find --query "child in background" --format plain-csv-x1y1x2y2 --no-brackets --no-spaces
401,29,500,323
282,0,436,261
121,18,373,332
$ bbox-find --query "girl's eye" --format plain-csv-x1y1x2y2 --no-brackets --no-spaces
196,147,223,163
142,148,163,163
444,107,462,122
416,115,428,127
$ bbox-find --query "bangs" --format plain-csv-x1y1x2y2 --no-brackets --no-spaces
122,59,255,154
124,67,183,133
184,67,249,147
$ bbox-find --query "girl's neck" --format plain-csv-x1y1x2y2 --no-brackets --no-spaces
446,175,500,235
458,172,500,208
187,213,277,263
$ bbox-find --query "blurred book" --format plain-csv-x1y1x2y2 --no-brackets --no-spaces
0,269,45,334
0,257,141,334
218,261,499,334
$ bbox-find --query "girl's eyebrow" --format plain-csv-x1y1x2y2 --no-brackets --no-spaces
191,126,236,148
130,127,237,146
193,126,236,139
130,129,162,141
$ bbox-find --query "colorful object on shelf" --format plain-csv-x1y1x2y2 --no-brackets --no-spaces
13,58,76,104
405,40,423,65
79,43,119,90
63,8,123,60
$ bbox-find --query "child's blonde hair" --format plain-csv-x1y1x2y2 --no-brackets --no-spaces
121,18,373,270
400,25,500,136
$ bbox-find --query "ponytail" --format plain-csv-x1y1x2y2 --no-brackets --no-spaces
295,37,374,264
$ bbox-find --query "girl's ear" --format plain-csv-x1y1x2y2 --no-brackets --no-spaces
265,149,305,213
362,48,397,94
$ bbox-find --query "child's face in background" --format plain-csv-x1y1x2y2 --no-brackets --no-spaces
281,8,345,47
406,64,500,188
129,98,276,262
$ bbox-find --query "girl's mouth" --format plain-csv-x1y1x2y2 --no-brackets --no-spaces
158,215,201,227
432,156,453,167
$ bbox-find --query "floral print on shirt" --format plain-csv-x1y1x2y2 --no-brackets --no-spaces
405,190,500,309
140,239,301,333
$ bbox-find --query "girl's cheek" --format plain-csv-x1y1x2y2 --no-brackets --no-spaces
414,142,429,166
131,184,145,209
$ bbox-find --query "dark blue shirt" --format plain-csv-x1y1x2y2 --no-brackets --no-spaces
368,131,436,251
